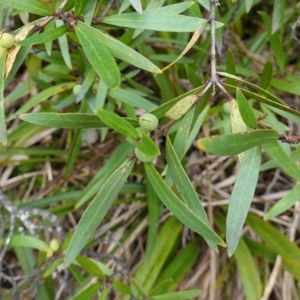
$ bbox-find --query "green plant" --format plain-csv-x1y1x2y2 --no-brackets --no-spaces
1,0,300,299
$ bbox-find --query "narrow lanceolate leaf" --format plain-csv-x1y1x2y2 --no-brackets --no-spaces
13,82,76,117
263,141,300,181
224,83,300,118
18,24,69,46
236,89,257,129
19,113,105,129
101,10,223,32
272,0,284,34
56,19,72,69
226,146,261,256
150,290,201,300
165,94,197,120
129,0,143,14
2,235,49,251
166,137,218,251
137,133,160,156
260,57,273,89
76,21,161,74
264,184,300,220
245,0,253,13
0,53,6,144
271,75,300,97
161,20,209,73
95,109,139,140
197,130,278,156
0,0,53,16
247,213,300,281
75,0,88,15
75,24,120,89
144,163,226,247
234,239,262,300
64,158,136,267
218,72,287,106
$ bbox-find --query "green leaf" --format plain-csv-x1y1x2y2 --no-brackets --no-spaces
271,75,300,96
263,141,300,181
137,133,160,156
12,82,76,117
165,94,197,120
102,6,223,32
83,0,97,25
197,130,278,156
76,256,105,279
234,239,262,300
72,283,101,300
224,84,300,118
148,2,195,14
19,113,105,129
129,0,143,14
245,0,253,13
64,158,135,267
0,0,53,16
108,88,157,111
144,163,225,246
166,137,217,250
225,49,236,91
56,19,72,69
272,0,284,34
17,24,70,46
150,85,204,119
0,235,49,251
218,72,287,106
134,217,183,293
226,146,261,256
75,142,134,208
236,89,257,129
259,12,285,72
152,241,199,294
246,213,300,281
75,0,88,15
264,184,300,220
75,23,120,89
0,53,6,144
76,21,161,74
65,130,82,176
95,109,139,140
112,281,132,295
260,57,273,89
150,290,201,300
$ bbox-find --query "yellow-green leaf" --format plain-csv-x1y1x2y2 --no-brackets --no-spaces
197,130,278,156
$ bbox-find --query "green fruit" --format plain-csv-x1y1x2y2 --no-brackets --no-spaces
45,247,54,258
0,47,7,59
49,238,60,251
135,147,157,163
0,33,14,49
73,84,82,96
139,113,159,131
126,127,145,146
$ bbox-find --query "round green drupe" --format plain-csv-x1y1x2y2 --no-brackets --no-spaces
139,113,158,131
49,238,60,251
0,33,14,49
135,147,157,163
72,84,82,96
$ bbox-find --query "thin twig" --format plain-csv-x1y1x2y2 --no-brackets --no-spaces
209,0,220,95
